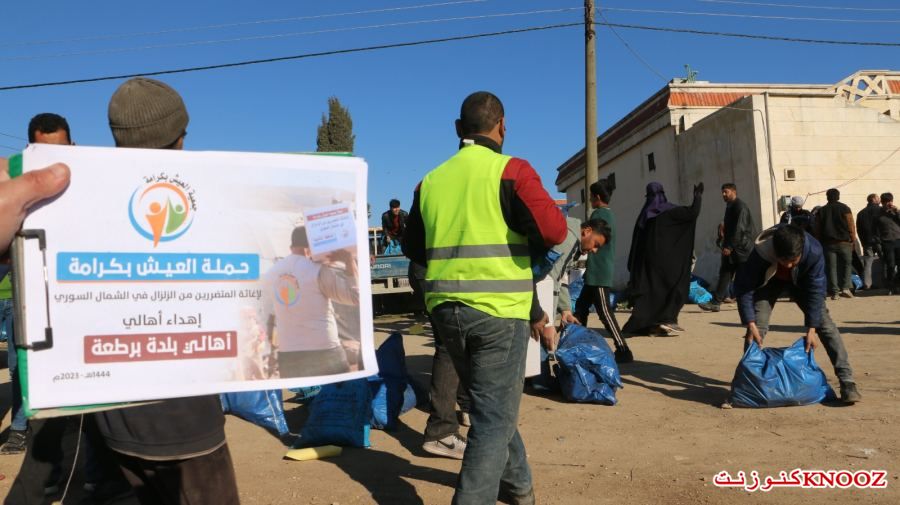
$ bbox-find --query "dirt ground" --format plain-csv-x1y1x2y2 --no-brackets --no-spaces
0,293,898,504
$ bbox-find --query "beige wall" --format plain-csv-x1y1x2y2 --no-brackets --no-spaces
764,94,900,216
596,127,680,288
558,90,900,290
675,97,764,283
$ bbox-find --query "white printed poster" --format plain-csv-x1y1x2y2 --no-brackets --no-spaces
15,144,376,413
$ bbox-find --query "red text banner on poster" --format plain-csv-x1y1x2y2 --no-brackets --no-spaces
84,331,237,363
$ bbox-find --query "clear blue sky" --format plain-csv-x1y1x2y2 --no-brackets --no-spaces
2,0,898,225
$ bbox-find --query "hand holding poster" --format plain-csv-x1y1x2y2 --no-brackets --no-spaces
13,144,376,416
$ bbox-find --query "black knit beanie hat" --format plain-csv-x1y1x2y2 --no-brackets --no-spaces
108,77,189,149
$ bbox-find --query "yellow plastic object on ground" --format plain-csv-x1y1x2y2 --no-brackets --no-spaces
284,444,343,461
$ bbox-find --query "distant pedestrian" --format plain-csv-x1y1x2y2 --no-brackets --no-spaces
574,179,633,363
815,188,857,299
700,183,755,312
856,193,882,290
380,199,408,254
876,192,900,295
780,195,815,235
623,182,703,336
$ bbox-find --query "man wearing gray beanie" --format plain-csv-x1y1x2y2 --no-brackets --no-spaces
93,77,240,505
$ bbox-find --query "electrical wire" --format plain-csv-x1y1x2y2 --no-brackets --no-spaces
0,0,491,49
697,0,900,12
597,21,900,47
0,131,26,141
0,7,582,62
596,11,667,82
0,22,582,91
4,20,900,92
601,6,900,23
805,144,900,197
0,144,19,152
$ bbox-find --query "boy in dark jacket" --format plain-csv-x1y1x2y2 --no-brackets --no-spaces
733,225,861,404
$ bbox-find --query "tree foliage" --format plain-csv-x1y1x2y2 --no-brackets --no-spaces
316,96,355,153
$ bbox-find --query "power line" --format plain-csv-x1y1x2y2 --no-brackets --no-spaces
602,6,900,23
4,20,900,92
697,0,900,12
598,21,900,47
0,22,582,92
0,131,26,141
0,0,491,49
0,7,582,62
596,11,667,82
0,144,20,152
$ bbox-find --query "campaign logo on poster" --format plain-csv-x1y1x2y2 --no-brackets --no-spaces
129,173,197,247
275,274,300,306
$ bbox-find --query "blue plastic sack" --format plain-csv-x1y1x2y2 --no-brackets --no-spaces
221,390,289,436
729,338,836,408
297,379,371,448
553,325,623,405
688,280,713,304
288,386,322,402
368,333,416,430
383,240,403,256
851,274,863,290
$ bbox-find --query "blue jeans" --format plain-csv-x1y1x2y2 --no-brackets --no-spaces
430,303,532,505
1,299,26,432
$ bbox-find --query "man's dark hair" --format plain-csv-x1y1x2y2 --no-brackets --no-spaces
721,183,737,192
826,188,840,202
582,218,611,245
28,113,70,143
589,179,614,204
867,193,879,204
773,225,805,260
459,91,504,136
389,199,401,209
881,192,894,204
291,226,309,249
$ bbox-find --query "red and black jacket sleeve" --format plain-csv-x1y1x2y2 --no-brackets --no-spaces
499,158,567,248
501,158,567,322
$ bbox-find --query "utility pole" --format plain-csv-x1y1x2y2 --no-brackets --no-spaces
584,0,598,220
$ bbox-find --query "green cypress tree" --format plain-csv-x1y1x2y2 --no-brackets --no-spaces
316,96,355,153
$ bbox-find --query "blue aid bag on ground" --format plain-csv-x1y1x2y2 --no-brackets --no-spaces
688,280,713,304
221,390,289,436
553,325,623,405
729,338,836,408
298,379,372,448
368,333,416,430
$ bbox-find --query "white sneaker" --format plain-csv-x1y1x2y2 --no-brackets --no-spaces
422,434,467,460
457,411,471,427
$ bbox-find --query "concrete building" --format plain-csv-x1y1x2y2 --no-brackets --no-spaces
556,70,900,287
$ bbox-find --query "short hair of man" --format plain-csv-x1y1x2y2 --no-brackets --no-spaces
881,192,894,204
389,199,401,209
28,113,70,143
459,91,504,136
773,225,805,260
291,226,310,249
826,188,840,202
867,193,879,204
583,218,611,245
721,183,737,192
589,180,613,204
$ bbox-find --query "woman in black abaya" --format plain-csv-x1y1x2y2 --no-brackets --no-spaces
623,182,703,336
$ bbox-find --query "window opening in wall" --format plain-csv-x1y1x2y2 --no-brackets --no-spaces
647,153,656,172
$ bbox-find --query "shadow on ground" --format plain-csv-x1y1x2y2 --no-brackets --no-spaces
620,360,731,407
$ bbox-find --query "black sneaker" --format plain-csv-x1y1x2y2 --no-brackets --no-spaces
698,303,720,312
0,430,26,455
498,485,535,505
615,347,634,364
840,382,861,404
